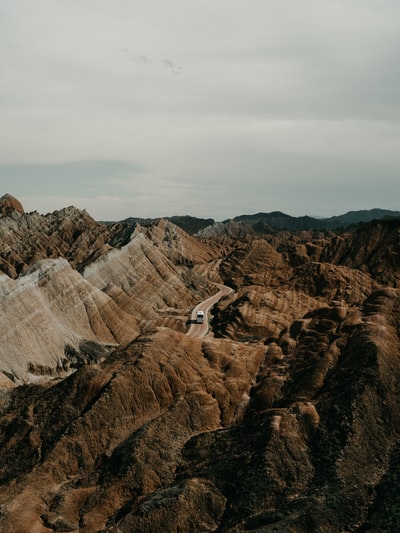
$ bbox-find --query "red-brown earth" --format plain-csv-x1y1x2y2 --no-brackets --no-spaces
1,197,400,531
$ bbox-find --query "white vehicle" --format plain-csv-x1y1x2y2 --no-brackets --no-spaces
196,310,205,324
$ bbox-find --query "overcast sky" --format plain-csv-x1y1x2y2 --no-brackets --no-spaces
1,0,400,221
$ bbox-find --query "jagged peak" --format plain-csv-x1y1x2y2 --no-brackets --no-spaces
47,205,95,221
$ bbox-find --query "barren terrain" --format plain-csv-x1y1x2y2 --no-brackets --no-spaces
1,194,400,532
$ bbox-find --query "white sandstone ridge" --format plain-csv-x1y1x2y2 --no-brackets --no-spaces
138,218,217,265
0,258,139,383
83,231,202,326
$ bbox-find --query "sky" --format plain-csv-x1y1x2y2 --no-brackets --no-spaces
1,0,400,221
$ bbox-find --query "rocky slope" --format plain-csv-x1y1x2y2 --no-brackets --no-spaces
0,198,217,383
0,329,264,532
0,258,139,382
1,197,400,531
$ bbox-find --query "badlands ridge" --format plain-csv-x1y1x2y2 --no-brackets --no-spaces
1,194,400,532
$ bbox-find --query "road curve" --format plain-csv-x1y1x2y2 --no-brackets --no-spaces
186,284,234,338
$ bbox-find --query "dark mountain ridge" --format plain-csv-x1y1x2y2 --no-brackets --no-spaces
232,207,400,232
110,215,215,235
116,208,400,235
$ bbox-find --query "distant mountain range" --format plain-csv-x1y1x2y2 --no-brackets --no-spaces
116,208,400,235
232,208,400,232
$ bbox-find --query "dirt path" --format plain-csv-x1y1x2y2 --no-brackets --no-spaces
186,284,233,338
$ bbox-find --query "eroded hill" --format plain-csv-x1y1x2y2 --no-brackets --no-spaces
0,204,219,382
1,198,400,532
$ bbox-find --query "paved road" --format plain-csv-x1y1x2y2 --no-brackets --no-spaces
186,284,233,338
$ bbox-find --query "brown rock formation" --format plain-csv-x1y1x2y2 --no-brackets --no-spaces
1,206,400,531
0,193,24,217
0,329,263,532
83,231,211,332
0,208,219,382
0,206,111,277
0,258,139,382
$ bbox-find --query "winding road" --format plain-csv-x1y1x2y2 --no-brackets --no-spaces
186,284,233,338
